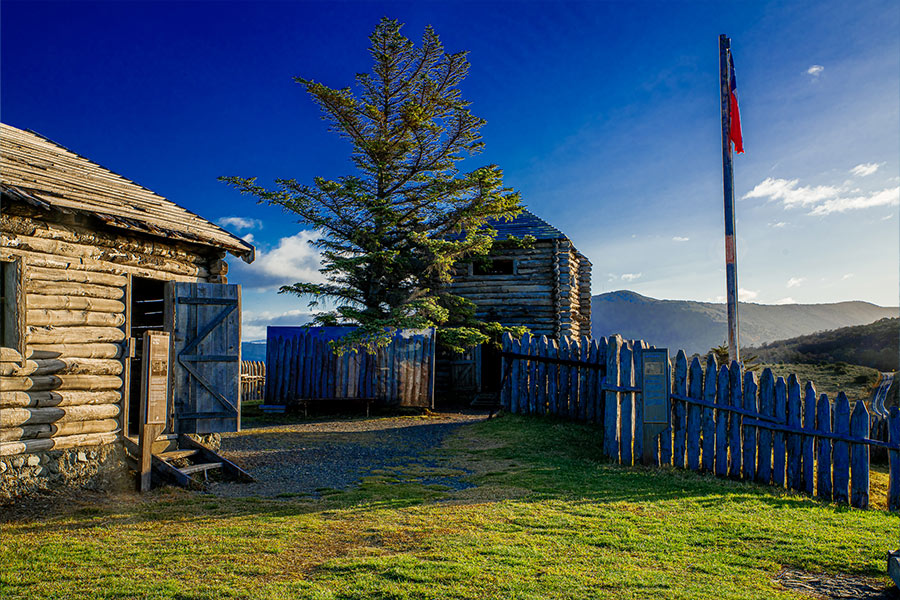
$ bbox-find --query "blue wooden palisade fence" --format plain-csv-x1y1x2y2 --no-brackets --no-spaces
500,332,899,511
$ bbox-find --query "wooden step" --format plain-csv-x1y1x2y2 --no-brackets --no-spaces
157,449,199,461
178,462,222,476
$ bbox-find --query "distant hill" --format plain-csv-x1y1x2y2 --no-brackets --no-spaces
746,318,899,372
591,290,898,356
241,341,267,362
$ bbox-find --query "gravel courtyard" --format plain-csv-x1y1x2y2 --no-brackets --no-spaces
209,411,488,498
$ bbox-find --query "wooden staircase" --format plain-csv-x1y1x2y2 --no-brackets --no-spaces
123,434,254,490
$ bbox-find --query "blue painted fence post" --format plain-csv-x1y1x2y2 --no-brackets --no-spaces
569,338,581,421
580,338,591,422
603,335,622,460
833,392,851,505
889,406,900,512
518,333,532,415
547,338,559,416
686,357,703,471
802,382,816,496
673,351,688,469
816,394,833,502
728,361,743,479
501,333,512,411
742,371,758,482
536,336,549,416
585,339,598,423
701,355,717,473
715,365,729,477
786,375,803,492
773,377,787,488
596,337,608,426
633,341,645,460
620,343,634,466
756,368,774,485
558,336,570,417
529,336,541,414
849,400,869,509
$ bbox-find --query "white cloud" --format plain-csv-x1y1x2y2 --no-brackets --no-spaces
620,273,642,282
242,309,315,341
786,277,805,288
672,236,690,242
850,162,882,177
744,176,900,216
882,213,895,221
774,297,796,305
229,231,325,291
809,187,899,215
738,288,758,301
217,216,263,231
842,273,854,280
807,65,824,76
768,221,788,228
241,233,255,244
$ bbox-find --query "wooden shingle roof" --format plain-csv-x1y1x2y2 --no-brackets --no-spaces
487,209,566,241
0,123,254,262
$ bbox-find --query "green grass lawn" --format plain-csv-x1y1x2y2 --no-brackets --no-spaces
2,415,896,600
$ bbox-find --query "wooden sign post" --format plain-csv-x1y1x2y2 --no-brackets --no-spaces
641,348,671,465
139,330,170,492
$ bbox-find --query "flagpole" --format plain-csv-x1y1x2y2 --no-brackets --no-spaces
719,34,740,363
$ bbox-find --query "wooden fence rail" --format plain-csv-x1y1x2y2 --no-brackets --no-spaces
240,360,266,403
500,332,900,511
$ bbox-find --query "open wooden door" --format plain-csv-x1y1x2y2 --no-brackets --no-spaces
167,282,241,434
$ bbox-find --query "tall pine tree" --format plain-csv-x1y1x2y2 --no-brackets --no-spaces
224,18,524,351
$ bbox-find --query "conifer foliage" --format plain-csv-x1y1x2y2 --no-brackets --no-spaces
223,18,523,350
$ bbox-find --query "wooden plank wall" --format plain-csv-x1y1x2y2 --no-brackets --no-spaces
501,332,897,511
0,209,215,456
265,327,435,409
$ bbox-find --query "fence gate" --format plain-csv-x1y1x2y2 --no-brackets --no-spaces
168,282,242,433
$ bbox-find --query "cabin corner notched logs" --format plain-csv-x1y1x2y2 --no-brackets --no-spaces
501,333,894,511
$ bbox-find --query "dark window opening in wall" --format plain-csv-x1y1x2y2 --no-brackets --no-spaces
1,260,21,350
473,259,514,276
128,276,167,437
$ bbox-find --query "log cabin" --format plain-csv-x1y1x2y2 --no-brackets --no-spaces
0,123,254,498
439,209,592,402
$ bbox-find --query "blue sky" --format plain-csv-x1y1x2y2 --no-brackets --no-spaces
3,0,897,340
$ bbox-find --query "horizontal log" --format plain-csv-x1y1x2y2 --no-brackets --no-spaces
0,347,24,363
0,360,40,377
25,294,125,313
1,403,120,428
1,419,119,442
27,309,126,328
0,374,122,393
0,431,118,456
1,390,121,408
27,326,126,345
28,266,128,287
4,357,123,377
3,234,209,277
1,248,203,283
27,343,122,359
25,280,124,300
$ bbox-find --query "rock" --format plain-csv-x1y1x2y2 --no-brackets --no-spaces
77,452,88,463
48,462,59,474
26,455,40,467
34,466,43,476
0,462,6,473
11,457,25,468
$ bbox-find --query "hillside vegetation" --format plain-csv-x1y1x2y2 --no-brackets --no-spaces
592,290,897,355
747,317,899,373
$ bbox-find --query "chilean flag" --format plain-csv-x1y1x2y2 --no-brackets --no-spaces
728,52,744,154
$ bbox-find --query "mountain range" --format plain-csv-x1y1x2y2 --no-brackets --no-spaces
591,290,898,355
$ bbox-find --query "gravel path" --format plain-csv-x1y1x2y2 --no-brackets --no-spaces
208,411,487,498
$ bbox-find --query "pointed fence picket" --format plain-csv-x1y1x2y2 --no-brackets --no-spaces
499,333,897,511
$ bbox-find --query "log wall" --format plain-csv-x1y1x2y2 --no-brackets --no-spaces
0,207,218,459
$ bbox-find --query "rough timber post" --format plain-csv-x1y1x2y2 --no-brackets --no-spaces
719,33,740,363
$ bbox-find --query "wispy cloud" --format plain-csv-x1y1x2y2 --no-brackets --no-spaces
786,277,805,288
672,236,690,242
842,273,854,280
738,288,758,301
217,216,263,231
620,273,642,282
850,162,881,177
768,221,788,228
743,176,900,216
228,231,324,291
882,213,895,221
806,65,824,76
775,297,796,305
242,308,315,341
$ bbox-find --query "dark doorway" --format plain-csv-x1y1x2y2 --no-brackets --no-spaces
127,277,167,437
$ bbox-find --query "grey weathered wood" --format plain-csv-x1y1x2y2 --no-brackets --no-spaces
686,357,703,471
773,377,787,488
672,350,688,469
620,343,634,466
715,365,729,476
742,371,758,481
849,400,869,509
802,381,816,496
728,361,742,479
832,392,851,504
816,394,832,502
701,354,717,473
603,335,621,460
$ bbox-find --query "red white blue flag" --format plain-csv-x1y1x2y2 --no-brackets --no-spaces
728,52,744,153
